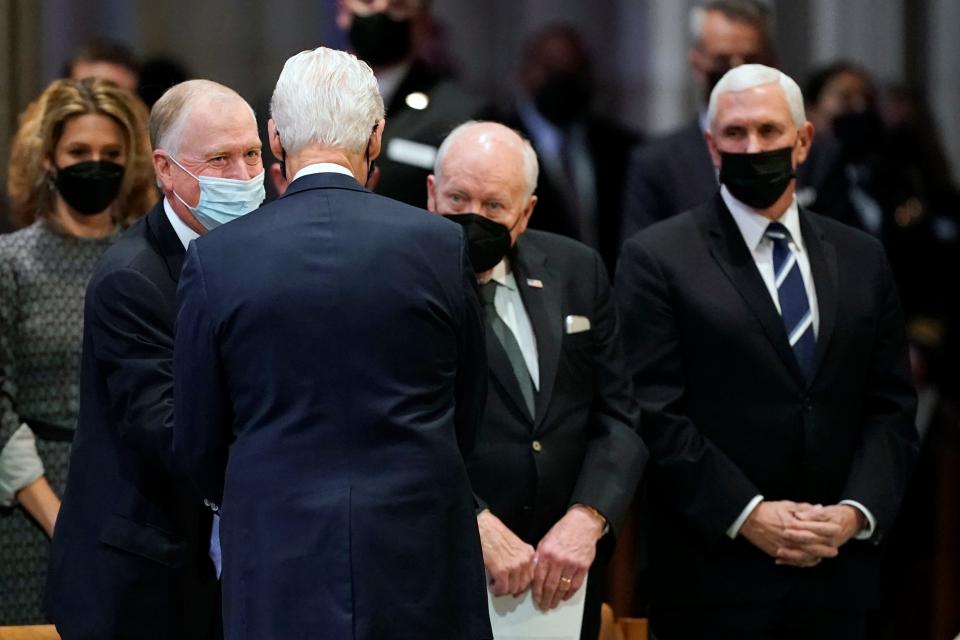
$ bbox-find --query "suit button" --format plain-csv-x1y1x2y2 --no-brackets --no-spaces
532,440,542,453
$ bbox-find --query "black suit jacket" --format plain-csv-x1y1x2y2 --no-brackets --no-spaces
505,114,641,274
47,203,219,639
376,59,489,207
173,172,491,640
620,119,851,242
465,230,646,638
615,194,918,609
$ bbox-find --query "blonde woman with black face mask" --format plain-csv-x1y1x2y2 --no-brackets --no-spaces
0,77,154,624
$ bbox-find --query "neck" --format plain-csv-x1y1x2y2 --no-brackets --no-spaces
51,201,114,238
754,182,796,220
165,194,206,235
285,148,365,183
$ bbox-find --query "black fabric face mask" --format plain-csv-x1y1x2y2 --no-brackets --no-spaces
348,12,413,67
53,160,125,215
533,71,592,128
719,147,796,209
441,213,512,273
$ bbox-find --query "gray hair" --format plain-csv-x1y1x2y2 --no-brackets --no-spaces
149,79,254,156
434,121,540,198
270,47,385,156
707,64,806,129
689,0,775,45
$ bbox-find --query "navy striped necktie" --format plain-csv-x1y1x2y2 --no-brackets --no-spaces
765,222,816,378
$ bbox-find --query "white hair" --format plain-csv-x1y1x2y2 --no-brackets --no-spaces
434,121,540,198
270,47,385,156
707,64,806,129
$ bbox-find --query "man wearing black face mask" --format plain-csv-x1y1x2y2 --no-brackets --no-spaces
428,121,646,640
503,25,639,275
620,1,850,247
616,64,917,640
333,0,489,208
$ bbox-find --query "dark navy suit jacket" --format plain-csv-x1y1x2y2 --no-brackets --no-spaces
173,172,492,640
47,203,219,639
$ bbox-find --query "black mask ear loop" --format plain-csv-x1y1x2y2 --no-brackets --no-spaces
364,122,380,189
274,127,288,182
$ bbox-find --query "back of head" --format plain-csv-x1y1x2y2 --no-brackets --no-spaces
7,77,153,228
707,63,806,128
270,47,385,156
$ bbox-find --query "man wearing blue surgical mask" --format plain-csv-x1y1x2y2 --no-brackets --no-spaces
48,79,262,639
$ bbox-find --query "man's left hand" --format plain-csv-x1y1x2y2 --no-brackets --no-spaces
776,504,865,566
531,506,603,611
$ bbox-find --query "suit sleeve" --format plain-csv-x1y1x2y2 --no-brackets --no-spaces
453,231,487,458
568,250,647,538
615,236,761,547
840,244,918,539
88,268,178,474
173,241,232,507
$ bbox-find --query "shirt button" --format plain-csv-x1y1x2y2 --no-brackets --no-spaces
532,440,542,453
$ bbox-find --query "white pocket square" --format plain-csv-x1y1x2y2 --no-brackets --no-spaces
565,315,591,334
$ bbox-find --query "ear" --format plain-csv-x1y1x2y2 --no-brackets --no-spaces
794,121,815,165
152,150,175,192
704,129,722,168
269,162,288,197
367,118,385,162
426,174,437,212
267,119,284,162
515,194,537,236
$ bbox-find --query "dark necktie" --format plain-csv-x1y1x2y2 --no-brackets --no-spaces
479,281,536,418
765,222,816,378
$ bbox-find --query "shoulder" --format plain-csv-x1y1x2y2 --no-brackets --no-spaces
520,229,600,270
90,217,166,288
803,208,885,257
632,121,701,163
623,205,704,255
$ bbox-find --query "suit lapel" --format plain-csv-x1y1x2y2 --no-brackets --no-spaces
513,238,562,431
145,202,186,283
704,196,807,387
800,212,838,383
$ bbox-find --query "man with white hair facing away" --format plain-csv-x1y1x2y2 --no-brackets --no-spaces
616,64,917,639
172,48,491,639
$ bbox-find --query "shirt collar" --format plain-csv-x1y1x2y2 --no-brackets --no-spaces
291,162,356,183
163,197,200,250
489,257,518,292
721,185,804,253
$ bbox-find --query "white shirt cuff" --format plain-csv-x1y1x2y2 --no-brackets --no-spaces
726,494,764,539
0,424,45,507
839,499,876,540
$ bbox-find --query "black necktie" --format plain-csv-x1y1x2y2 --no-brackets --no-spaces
479,281,536,418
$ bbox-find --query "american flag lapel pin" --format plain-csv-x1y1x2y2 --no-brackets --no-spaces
526,278,544,289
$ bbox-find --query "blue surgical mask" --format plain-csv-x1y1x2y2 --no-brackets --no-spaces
169,156,266,230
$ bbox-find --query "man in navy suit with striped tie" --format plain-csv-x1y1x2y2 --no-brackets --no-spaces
615,64,918,639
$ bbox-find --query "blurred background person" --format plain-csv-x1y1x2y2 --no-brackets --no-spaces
63,38,140,93
0,77,154,624
620,0,849,243
137,55,192,108
503,25,641,274
334,0,489,207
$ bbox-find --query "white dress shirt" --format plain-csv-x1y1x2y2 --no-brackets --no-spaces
291,162,356,183
487,258,540,390
720,186,875,541
163,198,200,250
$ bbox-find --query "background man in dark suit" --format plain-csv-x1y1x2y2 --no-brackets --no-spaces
427,121,646,640
615,64,917,639
334,0,488,207
620,0,848,242
503,25,641,274
174,48,491,640
47,79,265,639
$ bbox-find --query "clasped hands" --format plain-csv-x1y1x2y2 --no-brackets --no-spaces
477,507,603,611
739,500,865,568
